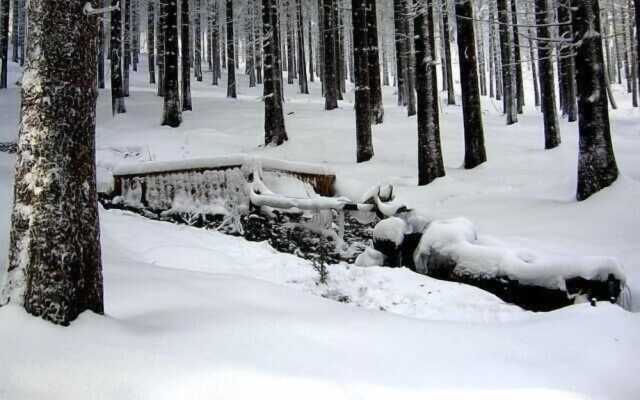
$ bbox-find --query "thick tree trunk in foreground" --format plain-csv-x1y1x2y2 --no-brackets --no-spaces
162,0,182,127
456,0,486,169
416,1,444,185
572,0,618,201
366,0,384,123
226,0,237,98
0,0,9,89
535,0,560,149
1,0,104,326
111,0,126,114
352,0,373,163
263,0,288,145
182,0,192,111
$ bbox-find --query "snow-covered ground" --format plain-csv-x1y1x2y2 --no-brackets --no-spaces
1,58,640,399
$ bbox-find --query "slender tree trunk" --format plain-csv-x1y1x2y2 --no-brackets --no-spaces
510,0,524,113
323,0,338,109
2,0,104,326
226,0,237,98
263,0,288,145
308,17,314,82
628,0,638,106
194,0,203,81
98,0,105,89
132,0,139,72
635,0,640,93
535,0,561,149
0,0,8,89
393,0,407,106
367,0,384,123
123,0,131,96
148,0,156,84
162,0,182,127
296,0,309,93
456,0,487,169
158,0,166,96
497,0,517,124
17,0,24,65
352,0,373,162
182,0,192,110
11,0,17,62
111,0,127,113
572,0,618,201
404,0,417,116
557,0,577,121
612,2,623,84
416,0,445,185
441,0,455,105
255,0,263,84
527,23,540,107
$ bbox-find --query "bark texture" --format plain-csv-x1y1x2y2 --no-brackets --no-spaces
352,0,373,163
1,0,104,326
162,0,182,127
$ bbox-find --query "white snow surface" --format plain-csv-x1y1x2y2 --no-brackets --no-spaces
1,57,640,398
373,217,408,245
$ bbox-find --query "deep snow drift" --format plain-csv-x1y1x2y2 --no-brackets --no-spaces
1,57,640,399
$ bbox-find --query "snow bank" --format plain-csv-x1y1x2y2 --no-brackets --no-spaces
414,218,626,291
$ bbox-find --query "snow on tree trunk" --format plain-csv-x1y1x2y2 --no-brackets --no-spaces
263,0,288,145
1,0,104,326
111,0,127,114
416,0,445,186
181,0,192,111
162,0,182,127
226,0,237,98
0,0,9,89
572,0,619,201
455,0,487,169
366,0,384,123
535,0,561,150
352,0,373,163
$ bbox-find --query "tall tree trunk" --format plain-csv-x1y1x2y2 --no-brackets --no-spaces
263,0,288,145
393,0,407,106
535,0,561,149
132,0,139,71
123,0,131,97
572,0,619,201
441,0,455,105
226,0,237,98
367,0,384,123
0,0,8,89
194,0,203,81
182,0,192,110
635,0,640,92
17,0,24,65
456,0,487,169
322,0,338,109
404,0,417,116
628,0,638,106
557,0,577,121
308,17,314,82
158,0,166,96
2,0,104,326
296,0,309,93
352,0,373,162
416,0,444,185
510,0,524,113
148,0,156,84
98,0,105,89
11,0,17,62
162,0,182,127
111,0,127,113
497,0,517,124
255,0,263,84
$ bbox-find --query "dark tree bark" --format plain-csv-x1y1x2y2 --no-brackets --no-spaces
11,0,16,61
404,0,417,116
572,0,619,201
212,0,221,86
1,0,103,326
97,0,105,89
456,0,486,169
393,0,407,106
557,0,577,121
162,0,182,127
308,17,314,82
194,0,203,82
182,0,192,111
111,0,126,114
497,0,517,124
286,1,296,84
17,0,24,65
510,0,524,113
157,0,166,96
535,0,561,149
296,0,309,93
366,0,384,123
635,0,640,92
132,0,139,72
226,0,237,98
263,0,288,145
441,0,455,105
255,0,263,85
123,0,131,97
147,0,156,84
416,1,444,185
352,0,373,163
1,0,10,89
322,0,338,109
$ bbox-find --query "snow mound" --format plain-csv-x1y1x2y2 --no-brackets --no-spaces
373,217,407,246
414,218,626,291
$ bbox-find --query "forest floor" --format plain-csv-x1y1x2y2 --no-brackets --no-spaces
1,59,640,399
